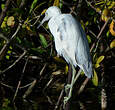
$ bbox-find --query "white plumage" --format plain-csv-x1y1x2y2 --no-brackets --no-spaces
38,6,92,78
37,6,93,105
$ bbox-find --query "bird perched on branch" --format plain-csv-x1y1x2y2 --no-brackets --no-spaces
37,6,93,106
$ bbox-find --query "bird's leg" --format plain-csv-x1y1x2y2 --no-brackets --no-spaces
73,69,82,84
64,64,76,106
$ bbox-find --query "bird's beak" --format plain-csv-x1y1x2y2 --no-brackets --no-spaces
37,15,49,29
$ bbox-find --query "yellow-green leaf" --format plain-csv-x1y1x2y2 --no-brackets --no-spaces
108,1,115,9
101,8,110,22
53,0,59,7
65,65,68,74
1,16,8,28
53,56,65,63
41,9,47,15
6,55,10,60
96,56,105,64
92,70,98,86
110,39,115,48
87,35,91,43
95,63,100,68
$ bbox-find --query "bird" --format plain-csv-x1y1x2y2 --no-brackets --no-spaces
37,6,93,106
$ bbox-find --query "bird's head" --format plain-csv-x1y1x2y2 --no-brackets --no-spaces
37,6,61,29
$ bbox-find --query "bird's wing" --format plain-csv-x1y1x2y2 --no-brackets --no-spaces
49,14,92,78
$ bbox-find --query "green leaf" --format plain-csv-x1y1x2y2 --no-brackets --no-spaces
39,34,48,48
7,50,11,54
6,55,10,60
106,30,110,38
29,0,38,13
92,70,98,86
16,37,22,44
1,4,5,10
87,35,91,43
31,47,46,54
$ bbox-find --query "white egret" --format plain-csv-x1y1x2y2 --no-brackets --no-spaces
37,6,93,105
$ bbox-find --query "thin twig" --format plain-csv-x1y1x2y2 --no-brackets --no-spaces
40,63,47,76
90,18,110,52
54,89,64,110
13,55,29,101
13,81,21,102
0,82,13,89
23,79,37,99
78,77,89,95
0,50,27,75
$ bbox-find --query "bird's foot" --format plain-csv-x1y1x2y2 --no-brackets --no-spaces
65,84,71,93
63,96,71,108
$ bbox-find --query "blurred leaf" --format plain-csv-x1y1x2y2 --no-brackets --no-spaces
39,34,48,48
9,46,13,49
93,53,97,62
101,8,110,22
108,1,115,9
80,20,85,31
2,98,10,107
16,37,22,44
110,39,115,48
87,35,91,43
95,1,104,5
26,26,32,32
53,0,59,7
1,4,5,10
53,56,65,63
80,70,84,76
12,8,24,15
59,0,63,8
95,55,104,68
92,69,98,86
85,21,89,26
96,55,105,64
29,0,38,13
6,55,10,60
96,8,101,13
88,10,95,16
7,16,15,27
1,16,8,28
31,47,46,54
106,30,110,38
65,64,68,74
109,20,115,36
1,21,6,28
95,63,100,68
7,50,11,54
34,2,46,11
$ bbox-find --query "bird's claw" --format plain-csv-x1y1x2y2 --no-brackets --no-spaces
63,96,70,108
65,84,71,93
